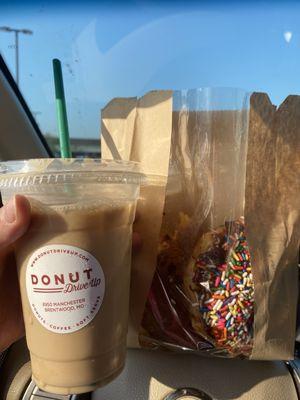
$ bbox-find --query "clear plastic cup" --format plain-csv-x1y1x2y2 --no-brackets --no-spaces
0,158,141,395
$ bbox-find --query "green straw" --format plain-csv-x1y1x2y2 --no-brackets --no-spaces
52,59,72,158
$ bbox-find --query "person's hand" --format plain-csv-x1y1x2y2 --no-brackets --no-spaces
0,195,31,352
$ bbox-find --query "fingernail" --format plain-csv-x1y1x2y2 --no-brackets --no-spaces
4,196,16,224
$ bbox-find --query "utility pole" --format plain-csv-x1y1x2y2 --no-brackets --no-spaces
0,26,33,86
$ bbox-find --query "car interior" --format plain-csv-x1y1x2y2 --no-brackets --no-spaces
0,2,300,399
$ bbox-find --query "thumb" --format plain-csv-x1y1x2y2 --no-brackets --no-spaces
0,195,31,249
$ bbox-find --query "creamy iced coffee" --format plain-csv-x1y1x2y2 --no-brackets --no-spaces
0,159,141,395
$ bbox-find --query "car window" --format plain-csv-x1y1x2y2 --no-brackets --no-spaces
0,1,300,156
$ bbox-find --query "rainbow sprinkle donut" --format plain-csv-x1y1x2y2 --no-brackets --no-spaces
185,218,254,356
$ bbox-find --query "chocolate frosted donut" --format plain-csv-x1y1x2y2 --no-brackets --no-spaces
184,218,254,356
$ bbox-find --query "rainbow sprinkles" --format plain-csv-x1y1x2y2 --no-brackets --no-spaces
193,218,254,356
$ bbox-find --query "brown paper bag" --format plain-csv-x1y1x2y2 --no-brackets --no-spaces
140,90,299,360
245,93,300,359
141,90,254,354
102,88,299,360
101,91,173,346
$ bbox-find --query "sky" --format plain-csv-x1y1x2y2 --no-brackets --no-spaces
0,0,300,139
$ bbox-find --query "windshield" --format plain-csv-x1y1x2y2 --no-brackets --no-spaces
1,0,300,155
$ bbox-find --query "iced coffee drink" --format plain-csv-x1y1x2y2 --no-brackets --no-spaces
0,159,141,395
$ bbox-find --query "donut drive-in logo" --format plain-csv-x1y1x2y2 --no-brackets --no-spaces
26,244,105,334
